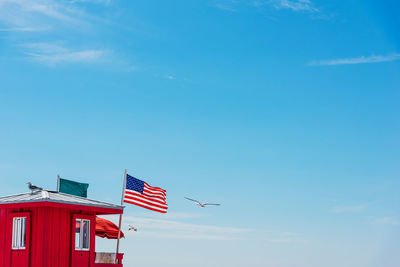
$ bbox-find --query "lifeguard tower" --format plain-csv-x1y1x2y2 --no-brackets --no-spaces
0,189,124,267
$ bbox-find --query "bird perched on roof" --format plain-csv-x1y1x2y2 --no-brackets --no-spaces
184,197,221,208
27,182,43,193
128,225,137,232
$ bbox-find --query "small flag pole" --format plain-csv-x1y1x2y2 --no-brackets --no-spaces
116,169,127,263
57,174,60,192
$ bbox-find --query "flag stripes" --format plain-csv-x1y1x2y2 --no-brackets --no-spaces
123,174,167,213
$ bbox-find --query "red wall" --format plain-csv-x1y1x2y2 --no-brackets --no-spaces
0,206,97,267
0,208,7,267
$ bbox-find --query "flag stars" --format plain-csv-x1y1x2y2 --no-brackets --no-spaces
126,175,144,194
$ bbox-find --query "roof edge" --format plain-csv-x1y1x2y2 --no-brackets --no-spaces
0,190,124,210
0,198,124,210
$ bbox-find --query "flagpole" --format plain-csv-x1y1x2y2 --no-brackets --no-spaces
57,174,60,192
116,169,127,263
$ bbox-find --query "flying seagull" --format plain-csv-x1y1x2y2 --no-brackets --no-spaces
184,197,220,208
27,182,43,193
128,225,137,232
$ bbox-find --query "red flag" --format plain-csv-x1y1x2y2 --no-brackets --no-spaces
95,217,124,239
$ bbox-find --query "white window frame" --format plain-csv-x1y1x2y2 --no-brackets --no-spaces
75,219,90,251
12,217,26,250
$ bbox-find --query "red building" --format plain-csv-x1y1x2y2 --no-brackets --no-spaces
0,189,124,267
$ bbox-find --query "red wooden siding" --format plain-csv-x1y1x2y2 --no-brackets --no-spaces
0,208,7,267
0,205,103,267
0,202,122,215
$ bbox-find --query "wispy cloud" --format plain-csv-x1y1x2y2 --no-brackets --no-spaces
0,0,84,28
28,49,107,64
265,231,308,244
166,74,176,80
214,3,237,12
0,0,135,69
272,0,318,12
20,42,109,65
330,204,367,213
308,54,400,66
372,216,400,226
0,27,50,32
122,216,252,240
101,213,305,243
69,0,113,4
213,0,319,13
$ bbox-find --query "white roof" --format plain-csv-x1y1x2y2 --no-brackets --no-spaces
0,190,124,210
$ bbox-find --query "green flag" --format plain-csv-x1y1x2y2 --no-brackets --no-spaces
58,178,89,198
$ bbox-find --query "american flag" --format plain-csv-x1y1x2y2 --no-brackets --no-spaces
123,174,167,213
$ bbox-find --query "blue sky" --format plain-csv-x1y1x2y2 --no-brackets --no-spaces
0,0,399,266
